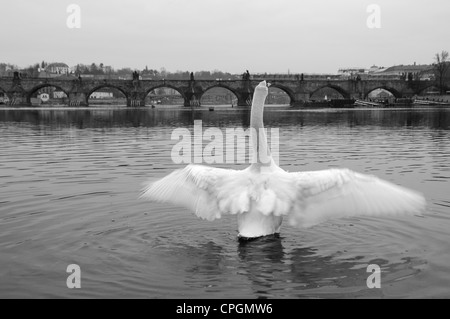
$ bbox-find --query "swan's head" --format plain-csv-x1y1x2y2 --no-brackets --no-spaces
256,80,269,91
253,81,269,104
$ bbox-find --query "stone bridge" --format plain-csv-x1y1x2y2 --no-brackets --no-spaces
0,72,442,107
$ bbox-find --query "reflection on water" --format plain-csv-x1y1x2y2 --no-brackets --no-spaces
0,106,449,298
236,236,426,298
0,106,449,130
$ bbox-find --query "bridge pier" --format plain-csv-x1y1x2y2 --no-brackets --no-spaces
127,92,146,107
291,92,311,106
68,92,87,107
237,94,252,107
184,93,202,107
350,93,364,100
184,97,195,107
127,98,143,107
8,92,30,106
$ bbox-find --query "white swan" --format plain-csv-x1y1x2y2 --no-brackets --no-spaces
141,81,426,239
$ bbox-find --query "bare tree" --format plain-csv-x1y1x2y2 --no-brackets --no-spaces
433,50,450,94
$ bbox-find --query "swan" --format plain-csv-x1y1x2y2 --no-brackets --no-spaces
141,81,426,240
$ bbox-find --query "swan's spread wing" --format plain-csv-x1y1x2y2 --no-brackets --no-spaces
284,169,426,228
140,165,248,220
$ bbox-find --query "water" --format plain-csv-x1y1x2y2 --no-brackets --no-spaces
0,106,449,298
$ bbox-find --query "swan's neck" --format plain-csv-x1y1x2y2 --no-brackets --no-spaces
250,87,271,167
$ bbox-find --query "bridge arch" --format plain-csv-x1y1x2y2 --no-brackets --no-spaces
87,85,129,100
27,84,69,102
87,85,129,106
144,85,186,106
418,84,440,95
200,84,240,106
267,84,295,105
310,85,350,99
364,86,401,99
144,85,186,99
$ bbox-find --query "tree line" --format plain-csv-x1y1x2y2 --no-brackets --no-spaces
0,61,238,80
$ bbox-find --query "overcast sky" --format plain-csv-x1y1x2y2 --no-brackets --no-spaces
1,0,449,74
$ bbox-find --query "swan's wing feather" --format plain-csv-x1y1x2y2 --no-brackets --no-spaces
140,165,246,220
285,169,426,227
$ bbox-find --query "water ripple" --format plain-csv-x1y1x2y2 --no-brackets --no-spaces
0,107,449,298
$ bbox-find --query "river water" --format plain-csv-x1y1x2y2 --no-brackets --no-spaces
0,106,449,298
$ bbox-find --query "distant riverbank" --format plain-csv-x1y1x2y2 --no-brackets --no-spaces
417,94,450,103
